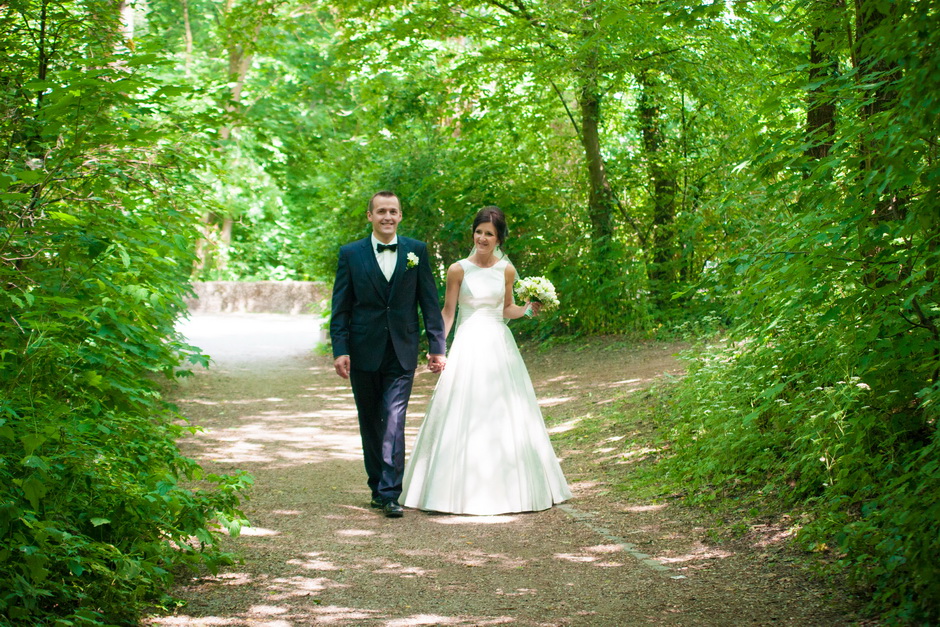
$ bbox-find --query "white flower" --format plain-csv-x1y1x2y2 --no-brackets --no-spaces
406,252,419,269
514,276,559,311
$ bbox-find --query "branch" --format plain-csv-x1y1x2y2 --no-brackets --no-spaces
633,46,689,63
898,308,932,332
482,0,575,35
549,80,581,142
615,195,648,249
911,297,940,337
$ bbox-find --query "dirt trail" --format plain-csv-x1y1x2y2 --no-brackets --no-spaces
147,314,860,626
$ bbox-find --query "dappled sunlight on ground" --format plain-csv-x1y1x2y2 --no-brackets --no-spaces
396,546,529,570
538,396,574,407
205,572,252,587
586,543,626,554
335,528,376,537
265,575,349,597
238,525,279,537
566,480,603,498
622,503,668,513
304,606,379,623
750,520,799,547
616,446,660,462
553,544,626,568
546,417,582,434
452,550,528,569
495,587,536,596
426,514,519,525
289,551,342,571
368,559,432,577
150,617,241,626
178,389,365,466
153,605,383,626
185,421,364,467
554,552,606,563
385,615,514,626
657,544,734,566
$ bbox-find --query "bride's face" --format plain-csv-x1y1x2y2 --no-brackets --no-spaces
474,221,500,254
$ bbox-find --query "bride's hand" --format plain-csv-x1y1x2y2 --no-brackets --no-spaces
428,353,446,373
526,301,543,317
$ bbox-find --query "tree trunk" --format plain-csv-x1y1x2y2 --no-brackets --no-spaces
854,0,906,265
805,20,837,162
577,68,616,246
182,0,194,70
637,70,679,298
194,4,260,274
118,0,134,43
574,1,616,248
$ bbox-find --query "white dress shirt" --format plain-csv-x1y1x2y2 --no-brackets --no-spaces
371,234,398,282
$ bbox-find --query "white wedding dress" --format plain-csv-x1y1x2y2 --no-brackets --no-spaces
401,258,571,515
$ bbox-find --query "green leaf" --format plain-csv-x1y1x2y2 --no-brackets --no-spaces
24,80,56,90
21,476,48,509
21,434,47,455
23,456,50,470
25,553,49,582
83,370,105,389
15,170,44,184
47,211,83,225
90,517,110,527
67,558,86,576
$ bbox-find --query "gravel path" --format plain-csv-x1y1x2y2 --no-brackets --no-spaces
146,314,862,626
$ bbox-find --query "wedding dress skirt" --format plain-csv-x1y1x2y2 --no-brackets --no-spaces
402,258,571,515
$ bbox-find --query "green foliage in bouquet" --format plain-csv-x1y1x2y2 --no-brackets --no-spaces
0,1,250,623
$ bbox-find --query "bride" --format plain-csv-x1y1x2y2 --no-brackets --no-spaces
401,206,571,515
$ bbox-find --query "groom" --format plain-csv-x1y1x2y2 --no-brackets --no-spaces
330,190,447,518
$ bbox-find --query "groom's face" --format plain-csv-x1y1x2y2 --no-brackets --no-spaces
367,196,402,242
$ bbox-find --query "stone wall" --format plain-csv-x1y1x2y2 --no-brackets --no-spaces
186,281,328,315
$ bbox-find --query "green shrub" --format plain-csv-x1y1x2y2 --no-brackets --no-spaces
0,1,250,622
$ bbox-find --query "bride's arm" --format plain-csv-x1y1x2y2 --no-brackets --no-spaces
441,262,463,337
503,263,534,319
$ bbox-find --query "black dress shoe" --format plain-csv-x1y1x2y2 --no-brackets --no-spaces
370,497,383,509
383,500,404,518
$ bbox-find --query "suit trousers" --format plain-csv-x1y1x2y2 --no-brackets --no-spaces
349,338,415,503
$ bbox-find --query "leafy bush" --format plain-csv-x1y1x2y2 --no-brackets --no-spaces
0,1,250,622
661,3,940,620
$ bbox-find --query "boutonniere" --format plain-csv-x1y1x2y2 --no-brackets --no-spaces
406,252,419,270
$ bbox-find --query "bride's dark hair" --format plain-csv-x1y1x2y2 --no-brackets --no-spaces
472,205,508,244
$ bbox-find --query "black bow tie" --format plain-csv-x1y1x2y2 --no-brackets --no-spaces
376,243,398,253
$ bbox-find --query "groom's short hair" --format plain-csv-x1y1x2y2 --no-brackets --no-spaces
368,190,398,212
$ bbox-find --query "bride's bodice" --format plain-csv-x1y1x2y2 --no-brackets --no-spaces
456,258,508,328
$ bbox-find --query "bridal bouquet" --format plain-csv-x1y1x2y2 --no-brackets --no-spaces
514,276,559,312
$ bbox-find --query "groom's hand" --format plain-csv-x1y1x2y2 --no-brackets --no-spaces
428,353,446,373
334,355,351,379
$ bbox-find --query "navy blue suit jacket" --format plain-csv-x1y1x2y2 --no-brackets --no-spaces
330,236,446,372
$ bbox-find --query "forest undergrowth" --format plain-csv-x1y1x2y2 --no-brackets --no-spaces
560,329,939,626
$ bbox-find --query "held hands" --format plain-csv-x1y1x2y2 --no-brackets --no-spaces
336,354,444,377
428,353,446,373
